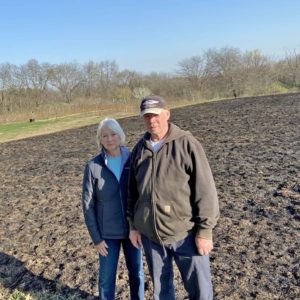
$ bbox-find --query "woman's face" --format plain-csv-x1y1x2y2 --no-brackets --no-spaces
100,125,121,154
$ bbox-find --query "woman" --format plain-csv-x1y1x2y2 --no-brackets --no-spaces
82,118,144,300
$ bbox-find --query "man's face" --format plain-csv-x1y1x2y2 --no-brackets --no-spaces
143,110,170,140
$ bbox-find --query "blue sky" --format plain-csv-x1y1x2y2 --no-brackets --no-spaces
1,0,299,74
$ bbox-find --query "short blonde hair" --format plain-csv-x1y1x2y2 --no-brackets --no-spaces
96,118,126,151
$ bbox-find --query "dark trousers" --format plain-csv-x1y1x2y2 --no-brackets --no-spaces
142,233,213,300
99,238,144,300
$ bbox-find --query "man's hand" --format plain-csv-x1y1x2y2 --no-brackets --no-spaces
95,241,108,256
129,230,142,249
195,236,213,256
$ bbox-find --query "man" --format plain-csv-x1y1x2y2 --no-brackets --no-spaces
127,95,219,300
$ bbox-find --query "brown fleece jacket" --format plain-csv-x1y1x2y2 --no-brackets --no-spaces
127,123,219,244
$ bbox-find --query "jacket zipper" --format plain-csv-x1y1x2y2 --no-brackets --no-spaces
150,146,165,246
119,169,127,234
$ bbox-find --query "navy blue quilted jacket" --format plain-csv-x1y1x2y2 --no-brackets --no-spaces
82,146,130,245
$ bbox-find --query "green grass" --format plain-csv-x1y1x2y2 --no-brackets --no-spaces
0,110,137,144
6,289,84,300
8,290,30,300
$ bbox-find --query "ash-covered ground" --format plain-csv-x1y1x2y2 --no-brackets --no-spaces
0,93,299,299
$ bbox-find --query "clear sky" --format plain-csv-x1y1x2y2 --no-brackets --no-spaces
1,0,299,74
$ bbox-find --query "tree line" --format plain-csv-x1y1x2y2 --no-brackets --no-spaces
0,47,299,118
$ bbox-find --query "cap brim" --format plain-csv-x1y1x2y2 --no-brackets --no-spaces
140,108,164,116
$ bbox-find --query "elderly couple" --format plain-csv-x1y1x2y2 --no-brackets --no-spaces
82,95,220,300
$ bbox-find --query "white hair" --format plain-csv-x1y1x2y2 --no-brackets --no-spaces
96,118,126,151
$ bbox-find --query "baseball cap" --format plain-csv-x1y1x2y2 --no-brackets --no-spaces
140,95,167,116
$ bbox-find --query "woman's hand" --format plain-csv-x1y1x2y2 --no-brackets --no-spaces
95,241,109,256
129,230,142,249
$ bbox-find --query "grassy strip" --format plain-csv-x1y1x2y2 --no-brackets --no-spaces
0,110,137,144
6,289,84,300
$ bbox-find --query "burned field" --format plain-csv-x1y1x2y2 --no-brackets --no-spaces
0,93,299,299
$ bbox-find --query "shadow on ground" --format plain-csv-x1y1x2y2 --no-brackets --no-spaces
0,252,96,299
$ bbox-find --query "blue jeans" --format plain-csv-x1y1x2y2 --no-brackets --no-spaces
142,233,213,300
99,238,144,300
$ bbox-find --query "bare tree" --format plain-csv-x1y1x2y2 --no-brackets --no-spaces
279,49,300,88
241,50,272,94
98,60,119,96
48,62,84,103
116,69,142,90
204,47,243,96
82,60,102,98
177,55,209,90
143,72,174,96
20,59,51,106
0,63,21,113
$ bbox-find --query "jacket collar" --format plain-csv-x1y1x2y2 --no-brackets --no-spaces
100,146,130,169
143,122,190,144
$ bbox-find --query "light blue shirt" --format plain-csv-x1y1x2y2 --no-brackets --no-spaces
107,155,122,181
150,138,165,152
